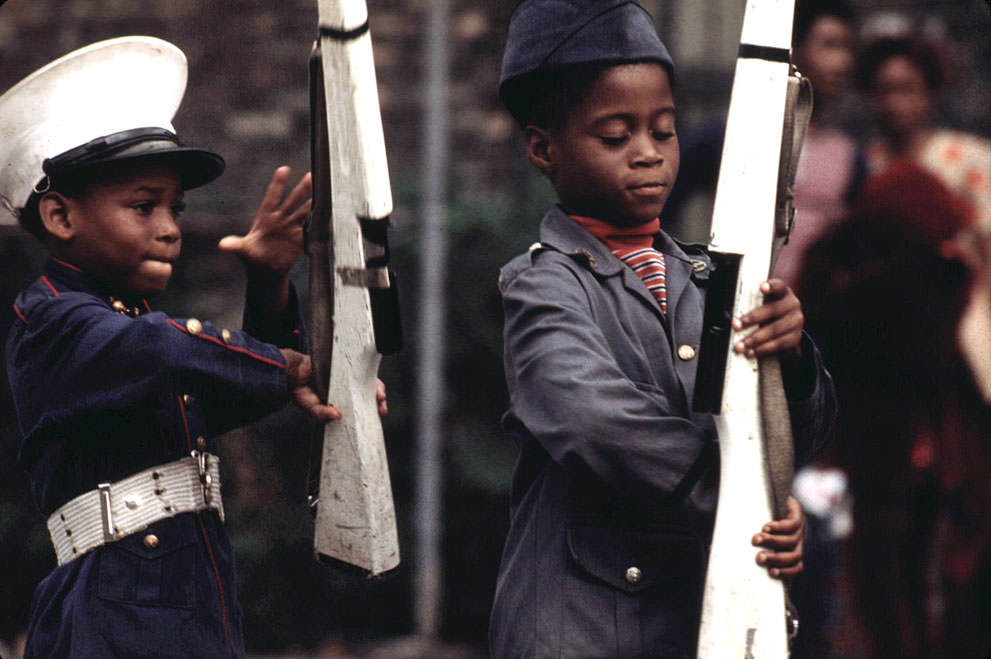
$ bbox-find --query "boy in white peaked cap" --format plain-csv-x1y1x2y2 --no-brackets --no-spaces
1,37,361,657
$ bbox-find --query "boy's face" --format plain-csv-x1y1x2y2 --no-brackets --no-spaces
53,164,185,297
532,62,679,227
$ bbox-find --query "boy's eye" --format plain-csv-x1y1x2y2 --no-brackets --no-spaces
652,130,676,141
133,202,156,214
172,201,187,217
599,135,629,146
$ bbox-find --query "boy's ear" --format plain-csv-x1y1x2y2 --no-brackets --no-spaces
524,126,555,178
38,192,76,241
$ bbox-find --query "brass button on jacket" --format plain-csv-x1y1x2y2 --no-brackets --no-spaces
185,318,203,334
677,344,696,361
143,534,160,550
625,566,642,584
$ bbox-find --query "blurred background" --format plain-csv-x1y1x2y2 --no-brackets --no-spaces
1,1,988,657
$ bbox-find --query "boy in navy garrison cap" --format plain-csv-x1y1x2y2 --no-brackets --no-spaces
0,37,383,658
490,2,837,656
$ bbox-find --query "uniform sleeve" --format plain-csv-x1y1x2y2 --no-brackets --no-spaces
501,258,711,504
8,292,290,440
242,280,306,352
783,332,837,466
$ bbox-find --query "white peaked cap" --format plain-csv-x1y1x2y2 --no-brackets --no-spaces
0,36,224,225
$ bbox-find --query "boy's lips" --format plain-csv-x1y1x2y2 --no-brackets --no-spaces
628,182,666,196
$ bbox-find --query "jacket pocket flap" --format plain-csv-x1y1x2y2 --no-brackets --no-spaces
109,514,200,560
567,525,702,593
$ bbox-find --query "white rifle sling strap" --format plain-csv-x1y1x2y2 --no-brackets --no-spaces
310,0,400,576
762,73,812,522
694,1,804,657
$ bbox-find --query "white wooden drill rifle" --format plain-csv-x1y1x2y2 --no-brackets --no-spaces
692,0,812,656
306,0,401,577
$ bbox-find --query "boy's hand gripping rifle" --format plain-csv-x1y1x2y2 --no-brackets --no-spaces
692,0,812,656
306,0,402,577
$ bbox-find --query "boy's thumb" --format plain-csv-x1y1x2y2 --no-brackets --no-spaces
217,235,243,252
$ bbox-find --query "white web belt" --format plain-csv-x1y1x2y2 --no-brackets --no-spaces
47,451,224,566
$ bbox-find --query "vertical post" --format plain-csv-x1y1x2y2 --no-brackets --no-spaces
414,0,450,640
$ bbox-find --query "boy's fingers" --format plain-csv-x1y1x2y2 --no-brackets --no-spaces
293,385,341,421
767,560,804,579
757,545,803,568
260,166,292,212
734,295,800,329
762,514,803,535
287,199,312,224
752,530,803,550
760,278,789,298
734,317,804,356
280,172,313,214
376,379,388,416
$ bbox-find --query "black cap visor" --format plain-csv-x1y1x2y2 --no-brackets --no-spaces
42,127,225,191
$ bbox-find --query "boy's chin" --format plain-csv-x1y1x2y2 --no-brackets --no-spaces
127,277,171,298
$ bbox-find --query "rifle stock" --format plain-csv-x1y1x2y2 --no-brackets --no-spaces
694,0,809,656
307,0,401,577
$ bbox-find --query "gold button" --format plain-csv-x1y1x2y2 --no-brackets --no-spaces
196,436,207,451
691,259,707,273
182,394,192,406
221,329,232,344
186,318,202,334
143,534,160,549
111,299,126,313
625,566,642,584
678,345,696,361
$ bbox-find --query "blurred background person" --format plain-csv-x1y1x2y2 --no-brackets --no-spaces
774,0,865,288
856,31,991,405
663,0,865,286
799,160,991,659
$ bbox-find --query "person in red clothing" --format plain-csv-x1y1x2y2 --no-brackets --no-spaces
799,160,991,658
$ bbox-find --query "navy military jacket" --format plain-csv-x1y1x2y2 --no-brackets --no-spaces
6,256,300,658
489,207,836,658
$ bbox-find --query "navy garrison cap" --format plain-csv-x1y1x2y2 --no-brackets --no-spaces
499,0,674,95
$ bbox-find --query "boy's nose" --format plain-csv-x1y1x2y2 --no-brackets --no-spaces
631,134,662,166
156,211,181,243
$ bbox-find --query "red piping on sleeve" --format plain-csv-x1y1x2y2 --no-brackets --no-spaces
12,303,27,324
166,319,286,369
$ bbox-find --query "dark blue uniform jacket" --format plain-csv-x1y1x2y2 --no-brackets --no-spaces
6,256,300,658
489,207,837,658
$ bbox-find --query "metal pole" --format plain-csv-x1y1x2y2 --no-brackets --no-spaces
414,0,450,640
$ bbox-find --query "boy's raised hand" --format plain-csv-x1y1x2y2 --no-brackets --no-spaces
753,496,806,579
731,279,804,359
218,166,312,277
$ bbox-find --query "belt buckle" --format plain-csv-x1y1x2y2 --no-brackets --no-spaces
97,482,118,542
191,450,213,505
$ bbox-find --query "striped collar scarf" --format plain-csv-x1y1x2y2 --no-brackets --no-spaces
571,214,667,314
